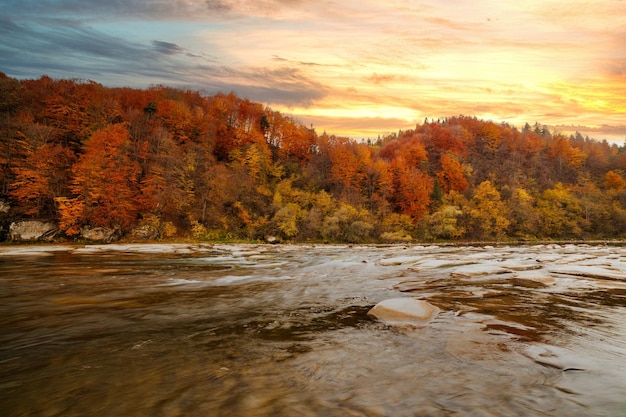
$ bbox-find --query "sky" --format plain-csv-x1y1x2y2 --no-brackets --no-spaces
1,0,625,142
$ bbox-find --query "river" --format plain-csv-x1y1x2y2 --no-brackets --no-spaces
1,243,625,416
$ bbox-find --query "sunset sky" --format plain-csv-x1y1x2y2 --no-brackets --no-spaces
2,0,625,142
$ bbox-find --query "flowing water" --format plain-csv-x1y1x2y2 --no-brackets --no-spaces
1,243,625,416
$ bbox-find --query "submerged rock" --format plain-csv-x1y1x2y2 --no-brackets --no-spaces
376,256,422,266
368,298,440,327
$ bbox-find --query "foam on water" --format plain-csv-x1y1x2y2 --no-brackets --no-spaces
212,274,294,286
0,245,73,256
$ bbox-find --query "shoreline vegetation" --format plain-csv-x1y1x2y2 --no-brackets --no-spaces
3,73,626,244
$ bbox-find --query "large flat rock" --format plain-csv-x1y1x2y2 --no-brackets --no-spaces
368,298,440,327
549,265,625,282
9,220,59,242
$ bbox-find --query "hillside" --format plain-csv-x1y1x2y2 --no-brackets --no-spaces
2,73,626,242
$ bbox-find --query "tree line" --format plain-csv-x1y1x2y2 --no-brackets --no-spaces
2,73,626,242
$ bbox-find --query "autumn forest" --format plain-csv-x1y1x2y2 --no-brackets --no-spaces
2,73,626,243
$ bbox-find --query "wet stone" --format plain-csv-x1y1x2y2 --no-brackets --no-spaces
367,298,440,327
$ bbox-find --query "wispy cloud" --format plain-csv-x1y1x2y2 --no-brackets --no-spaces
0,18,156,74
1,0,625,141
194,64,329,106
0,16,327,105
3,0,334,21
4,0,219,20
152,40,185,55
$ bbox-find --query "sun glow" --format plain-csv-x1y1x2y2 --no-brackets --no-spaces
287,106,418,123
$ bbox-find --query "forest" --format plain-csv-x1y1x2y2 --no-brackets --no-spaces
2,72,626,243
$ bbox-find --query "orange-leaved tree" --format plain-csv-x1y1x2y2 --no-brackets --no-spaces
57,124,141,235
604,170,626,191
390,156,434,221
436,153,470,194
10,142,75,217
326,137,368,199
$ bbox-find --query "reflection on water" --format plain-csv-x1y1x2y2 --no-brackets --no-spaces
1,243,625,416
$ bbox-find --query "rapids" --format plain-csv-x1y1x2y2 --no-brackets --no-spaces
1,243,625,416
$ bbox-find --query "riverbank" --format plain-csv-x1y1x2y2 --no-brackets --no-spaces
3,237,626,252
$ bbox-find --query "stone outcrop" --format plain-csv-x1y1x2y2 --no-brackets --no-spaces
9,220,59,242
130,224,159,240
368,298,440,328
80,226,118,243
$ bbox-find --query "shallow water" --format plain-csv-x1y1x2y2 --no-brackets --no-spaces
1,243,625,416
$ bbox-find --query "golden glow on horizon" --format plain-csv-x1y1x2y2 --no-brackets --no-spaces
277,106,419,127
209,1,626,141
284,105,419,124
548,79,626,114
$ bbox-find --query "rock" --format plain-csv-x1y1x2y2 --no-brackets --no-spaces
80,226,118,243
265,235,281,244
376,256,422,266
449,264,511,278
549,265,625,282
368,298,440,327
9,220,59,242
130,224,159,240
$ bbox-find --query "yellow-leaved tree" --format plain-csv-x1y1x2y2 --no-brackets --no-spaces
535,183,583,238
467,180,510,240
